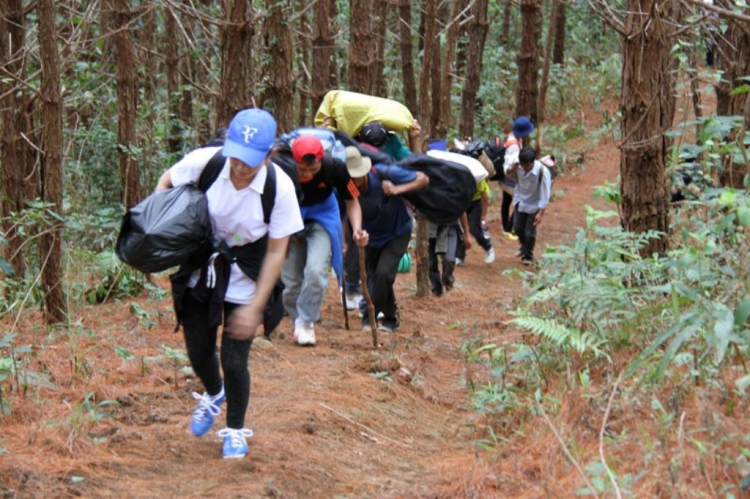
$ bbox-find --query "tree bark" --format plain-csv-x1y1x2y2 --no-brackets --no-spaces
348,0,373,94
0,0,31,276
516,0,541,122
620,0,675,257
552,0,566,65
297,0,310,126
262,0,294,132
311,0,335,115
714,0,750,187
38,0,68,323
502,0,513,45
536,0,560,151
371,0,389,97
459,0,489,139
418,0,438,136
218,0,253,127
398,0,418,112
437,0,466,137
165,3,181,153
111,0,139,209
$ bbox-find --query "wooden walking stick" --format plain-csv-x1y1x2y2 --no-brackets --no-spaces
340,286,350,330
358,250,378,349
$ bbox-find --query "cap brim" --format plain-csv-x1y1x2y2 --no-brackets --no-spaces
223,139,268,167
348,155,372,178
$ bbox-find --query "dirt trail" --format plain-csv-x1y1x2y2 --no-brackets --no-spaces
1,136,619,498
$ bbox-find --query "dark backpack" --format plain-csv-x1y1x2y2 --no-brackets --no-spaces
484,138,507,183
388,154,476,225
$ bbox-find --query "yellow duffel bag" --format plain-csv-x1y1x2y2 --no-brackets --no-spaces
314,90,414,136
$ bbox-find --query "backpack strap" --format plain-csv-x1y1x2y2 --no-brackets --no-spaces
197,149,226,192
261,163,277,226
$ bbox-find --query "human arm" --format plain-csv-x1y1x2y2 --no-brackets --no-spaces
408,119,422,153
226,236,290,341
478,180,490,220
460,213,471,250
534,166,552,226
381,171,429,196
344,198,369,247
156,170,173,191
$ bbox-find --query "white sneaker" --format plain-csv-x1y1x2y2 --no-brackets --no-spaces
484,247,495,264
294,323,316,346
455,258,464,267
345,292,362,311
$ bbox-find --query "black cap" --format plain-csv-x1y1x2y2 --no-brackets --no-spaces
358,122,388,148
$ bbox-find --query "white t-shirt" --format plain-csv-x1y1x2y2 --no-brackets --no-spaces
169,146,304,304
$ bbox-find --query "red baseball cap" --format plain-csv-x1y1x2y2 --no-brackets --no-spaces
292,135,324,163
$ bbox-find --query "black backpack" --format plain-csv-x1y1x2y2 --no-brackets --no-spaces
484,138,507,183
388,154,476,225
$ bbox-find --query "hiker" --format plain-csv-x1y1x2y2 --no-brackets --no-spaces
466,177,495,264
507,147,552,265
349,145,429,331
498,116,536,240
428,215,470,297
282,136,369,346
342,119,422,308
155,108,304,459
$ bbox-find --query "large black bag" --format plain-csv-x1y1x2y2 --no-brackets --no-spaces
115,184,212,273
390,154,475,225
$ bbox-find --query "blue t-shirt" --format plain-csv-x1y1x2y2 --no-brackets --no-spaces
359,164,416,248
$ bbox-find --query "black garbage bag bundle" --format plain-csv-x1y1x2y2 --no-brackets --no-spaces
115,185,212,274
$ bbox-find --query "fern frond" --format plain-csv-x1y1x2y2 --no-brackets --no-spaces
512,316,607,359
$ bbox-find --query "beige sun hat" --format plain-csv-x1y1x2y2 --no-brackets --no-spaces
345,146,372,178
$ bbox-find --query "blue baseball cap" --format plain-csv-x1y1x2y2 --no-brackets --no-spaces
512,116,535,138
223,108,277,167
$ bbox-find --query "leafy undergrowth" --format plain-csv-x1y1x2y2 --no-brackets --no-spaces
2,138,749,497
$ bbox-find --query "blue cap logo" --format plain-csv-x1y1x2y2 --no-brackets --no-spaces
223,109,277,167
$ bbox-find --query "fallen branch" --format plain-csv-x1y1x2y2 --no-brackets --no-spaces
319,403,411,449
599,371,624,499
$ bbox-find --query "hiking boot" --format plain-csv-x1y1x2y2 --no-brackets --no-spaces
294,323,316,346
378,317,400,333
217,428,253,459
484,247,495,264
345,291,362,311
190,387,225,437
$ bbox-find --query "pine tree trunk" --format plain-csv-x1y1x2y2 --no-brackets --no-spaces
348,0,373,94
620,0,675,256
297,0,310,126
111,0,139,209
516,0,540,122
418,0,438,136
459,0,489,139
502,0,512,45
536,0,559,150
38,0,68,323
218,0,253,127
165,3,181,152
552,0,566,65
437,0,465,137
714,0,750,187
371,0,388,97
312,0,335,115
0,0,30,276
262,0,294,132
398,0,418,112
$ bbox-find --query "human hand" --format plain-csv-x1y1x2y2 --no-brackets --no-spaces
533,212,544,226
409,119,421,139
322,116,336,129
226,304,263,342
382,180,398,196
465,239,472,250
353,229,369,247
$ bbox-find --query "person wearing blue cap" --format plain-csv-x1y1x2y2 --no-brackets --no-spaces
156,108,304,459
499,116,535,241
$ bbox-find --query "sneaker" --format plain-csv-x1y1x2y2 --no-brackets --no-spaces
378,317,400,333
190,388,225,437
455,257,464,267
217,428,253,459
361,315,371,332
515,249,523,258
294,323,316,346
521,258,533,266
484,247,495,264
345,291,362,311
504,232,519,241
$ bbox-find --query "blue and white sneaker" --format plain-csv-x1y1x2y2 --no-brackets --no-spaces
190,388,225,437
217,428,254,459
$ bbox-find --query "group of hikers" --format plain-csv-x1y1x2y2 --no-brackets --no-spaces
152,105,554,459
